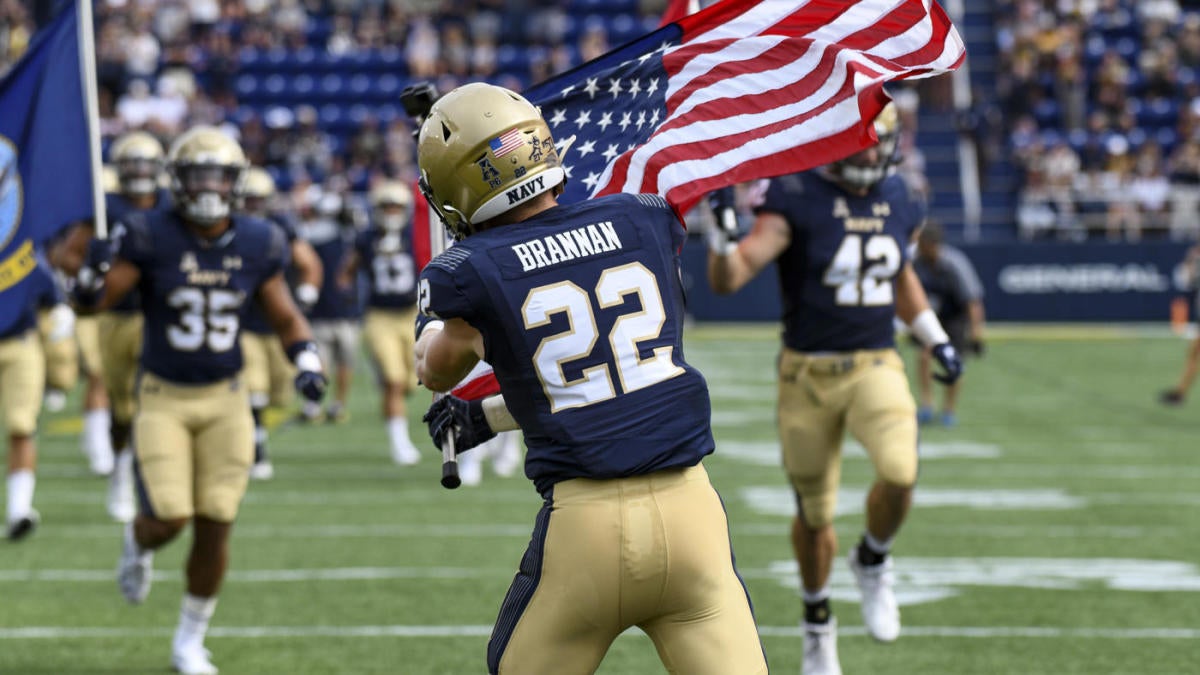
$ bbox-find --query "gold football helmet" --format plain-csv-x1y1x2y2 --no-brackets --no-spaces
417,83,564,239
100,164,120,194
167,126,248,226
827,101,900,191
109,131,164,197
240,166,276,217
369,181,413,232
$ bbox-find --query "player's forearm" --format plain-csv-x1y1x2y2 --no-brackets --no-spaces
292,241,323,288
968,301,986,336
707,249,752,295
416,328,480,393
893,266,931,325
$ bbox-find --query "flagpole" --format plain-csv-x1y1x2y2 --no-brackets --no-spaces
76,0,106,239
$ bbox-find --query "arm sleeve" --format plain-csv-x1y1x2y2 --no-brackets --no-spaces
752,177,790,217
110,218,153,268
418,249,478,322
271,214,298,243
262,221,290,279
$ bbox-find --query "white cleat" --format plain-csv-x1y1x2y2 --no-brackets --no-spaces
458,450,483,486
117,524,153,604
849,546,901,642
86,444,115,477
390,441,420,467
107,454,136,523
801,618,842,675
491,432,522,477
248,460,274,481
172,645,218,675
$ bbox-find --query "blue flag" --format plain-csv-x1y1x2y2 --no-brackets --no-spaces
0,0,95,334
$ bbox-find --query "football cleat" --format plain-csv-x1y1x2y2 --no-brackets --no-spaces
248,460,274,481
117,524,154,604
6,509,40,542
108,453,136,523
1159,389,1185,406
801,618,842,675
171,644,218,675
849,546,901,642
916,406,934,426
390,440,420,467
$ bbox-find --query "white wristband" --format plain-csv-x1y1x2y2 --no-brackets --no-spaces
910,308,950,347
482,395,520,432
706,222,737,257
295,283,319,306
295,348,323,373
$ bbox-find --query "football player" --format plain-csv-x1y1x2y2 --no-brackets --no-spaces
99,131,174,521
33,264,77,413
3,260,52,540
706,103,963,675
77,126,327,675
295,185,360,423
336,180,422,465
238,167,323,479
414,83,766,675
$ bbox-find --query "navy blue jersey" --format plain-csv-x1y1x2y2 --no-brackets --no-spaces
297,219,361,320
756,172,926,352
356,225,418,310
30,258,64,309
420,193,713,496
113,211,288,384
243,216,297,335
105,189,172,313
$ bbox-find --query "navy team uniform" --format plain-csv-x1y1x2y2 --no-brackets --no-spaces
240,215,299,409
302,220,362,374
113,211,288,522
755,171,924,528
100,189,173,430
421,193,766,675
357,225,421,391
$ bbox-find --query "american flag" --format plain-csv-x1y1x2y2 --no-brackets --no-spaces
524,0,966,215
488,128,524,158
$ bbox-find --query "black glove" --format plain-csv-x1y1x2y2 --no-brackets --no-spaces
931,343,964,385
294,370,328,402
73,239,112,308
423,395,496,454
706,187,739,255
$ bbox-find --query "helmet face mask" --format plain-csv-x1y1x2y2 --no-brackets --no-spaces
110,131,164,197
167,127,247,228
417,83,565,240
827,102,900,191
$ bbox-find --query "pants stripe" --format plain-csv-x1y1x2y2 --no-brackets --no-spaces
486,494,553,674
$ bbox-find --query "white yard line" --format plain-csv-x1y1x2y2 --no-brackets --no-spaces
0,624,1195,640
0,566,512,583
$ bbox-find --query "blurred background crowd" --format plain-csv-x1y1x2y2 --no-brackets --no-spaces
2,0,1200,243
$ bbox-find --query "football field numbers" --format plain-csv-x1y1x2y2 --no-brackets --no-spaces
522,262,683,412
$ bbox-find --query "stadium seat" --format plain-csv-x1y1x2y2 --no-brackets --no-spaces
374,74,402,101
263,74,288,99
348,74,373,99
292,74,316,104
496,44,529,74
607,14,645,44
319,74,347,101
238,47,265,72
234,74,259,101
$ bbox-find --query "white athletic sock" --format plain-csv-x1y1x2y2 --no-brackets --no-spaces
387,417,412,450
803,585,831,605
82,408,113,456
172,593,218,653
6,470,34,523
864,531,893,555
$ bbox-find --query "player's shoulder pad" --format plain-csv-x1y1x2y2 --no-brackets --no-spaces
425,244,474,275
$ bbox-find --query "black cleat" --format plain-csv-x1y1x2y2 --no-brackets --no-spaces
1159,390,1185,406
6,510,39,542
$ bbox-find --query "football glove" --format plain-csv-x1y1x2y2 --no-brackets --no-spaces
294,283,320,314
287,341,328,402
72,240,113,309
931,343,964,385
423,395,496,454
706,186,739,256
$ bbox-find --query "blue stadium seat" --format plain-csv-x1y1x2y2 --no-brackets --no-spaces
348,74,373,100
305,17,333,45
318,104,345,132
263,74,288,99
376,104,401,125
497,44,529,74
291,47,318,73
607,14,646,45
292,74,316,104
319,74,347,101
1139,98,1179,129
234,74,259,101
375,74,402,102
265,48,295,73
238,47,266,73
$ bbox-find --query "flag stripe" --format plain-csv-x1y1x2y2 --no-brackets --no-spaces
526,0,964,216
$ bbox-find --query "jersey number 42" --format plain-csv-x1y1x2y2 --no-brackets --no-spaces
822,234,902,306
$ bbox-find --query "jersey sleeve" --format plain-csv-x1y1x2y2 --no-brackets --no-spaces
110,217,154,269
262,221,290,279
417,247,478,322
754,176,791,217
271,214,298,242
354,229,373,261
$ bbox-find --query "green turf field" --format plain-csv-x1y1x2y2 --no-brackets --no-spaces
3,324,1198,674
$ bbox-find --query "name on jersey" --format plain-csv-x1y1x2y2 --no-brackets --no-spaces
511,221,622,272
179,251,242,286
